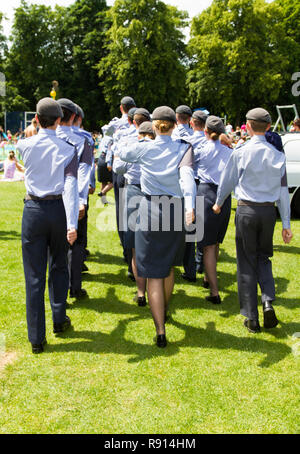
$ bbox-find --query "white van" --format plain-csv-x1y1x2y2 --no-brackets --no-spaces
281,133,300,217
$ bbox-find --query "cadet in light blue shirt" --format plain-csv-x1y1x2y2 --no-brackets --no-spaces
213,107,293,334
18,97,78,354
56,98,93,300
119,106,196,349
172,105,193,140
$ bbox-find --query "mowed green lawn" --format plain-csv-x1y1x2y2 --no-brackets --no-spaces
0,181,299,434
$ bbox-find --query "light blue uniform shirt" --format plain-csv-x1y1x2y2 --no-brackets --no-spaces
56,125,92,206
196,139,232,185
113,128,141,184
216,135,291,229
119,135,196,211
17,128,79,230
172,123,193,140
72,125,95,147
106,114,130,166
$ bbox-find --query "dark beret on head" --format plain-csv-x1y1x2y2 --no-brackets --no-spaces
246,108,271,123
192,110,208,122
176,105,192,116
205,115,225,134
57,98,78,114
152,106,176,123
36,97,63,118
128,107,138,120
138,121,154,135
134,108,151,120
121,96,136,106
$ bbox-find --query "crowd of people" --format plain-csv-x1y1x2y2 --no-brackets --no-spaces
1,95,294,353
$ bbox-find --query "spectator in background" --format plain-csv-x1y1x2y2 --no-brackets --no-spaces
2,150,24,180
24,119,38,138
290,118,300,132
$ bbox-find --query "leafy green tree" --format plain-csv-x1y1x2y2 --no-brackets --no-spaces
187,0,291,125
98,0,189,117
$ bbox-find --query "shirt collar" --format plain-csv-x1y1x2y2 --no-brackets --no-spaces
38,128,57,136
251,134,267,143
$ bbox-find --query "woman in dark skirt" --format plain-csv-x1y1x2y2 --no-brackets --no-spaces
196,116,232,304
97,130,114,204
119,106,196,348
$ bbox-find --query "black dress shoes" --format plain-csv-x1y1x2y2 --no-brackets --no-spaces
263,301,279,328
206,295,221,304
244,318,261,333
53,316,72,334
156,334,167,348
181,273,196,283
137,296,147,307
70,288,88,299
31,338,47,354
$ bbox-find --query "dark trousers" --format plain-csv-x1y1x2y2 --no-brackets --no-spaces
183,241,196,278
22,199,69,344
69,214,87,292
235,205,277,321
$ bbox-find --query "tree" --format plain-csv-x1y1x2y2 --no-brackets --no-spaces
187,0,291,125
97,0,189,117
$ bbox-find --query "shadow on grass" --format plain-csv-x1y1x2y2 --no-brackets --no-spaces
82,269,136,287
0,230,21,240
87,250,126,267
50,286,293,368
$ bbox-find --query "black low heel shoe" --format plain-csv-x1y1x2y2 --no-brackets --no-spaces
137,296,147,307
205,295,221,305
31,339,47,354
156,334,167,348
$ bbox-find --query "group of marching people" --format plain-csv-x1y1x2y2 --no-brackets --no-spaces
17,94,293,353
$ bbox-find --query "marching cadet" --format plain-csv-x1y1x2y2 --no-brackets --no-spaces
180,110,208,281
113,109,152,308
119,106,196,348
17,98,79,354
172,105,193,140
56,98,93,299
196,116,232,304
213,108,292,333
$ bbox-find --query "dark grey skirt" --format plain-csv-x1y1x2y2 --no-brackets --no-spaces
135,195,185,278
123,183,143,250
197,183,231,247
97,153,112,183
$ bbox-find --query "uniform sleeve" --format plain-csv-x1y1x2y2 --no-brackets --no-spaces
63,151,79,230
119,142,146,163
276,163,291,229
178,147,197,211
113,157,129,175
216,151,239,206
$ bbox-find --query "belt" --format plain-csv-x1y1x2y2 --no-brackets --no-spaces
25,194,62,201
238,200,275,207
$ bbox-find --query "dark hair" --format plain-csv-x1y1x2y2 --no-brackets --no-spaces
60,107,74,123
73,114,80,124
37,114,58,128
134,114,149,127
192,118,205,129
139,132,155,139
248,119,268,133
121,103,134,113
176,113,191,123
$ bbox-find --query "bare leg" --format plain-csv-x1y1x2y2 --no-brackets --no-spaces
203,244,219,296
147,278,165,335
163,267,174,315
132,249,146,297
101,182,113,196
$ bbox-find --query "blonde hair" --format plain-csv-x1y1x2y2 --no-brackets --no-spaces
153,120,174,134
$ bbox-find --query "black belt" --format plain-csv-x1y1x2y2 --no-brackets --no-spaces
25,194,62,201
238,200,274,207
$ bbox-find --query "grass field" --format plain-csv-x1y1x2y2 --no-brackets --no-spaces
0,181,299,434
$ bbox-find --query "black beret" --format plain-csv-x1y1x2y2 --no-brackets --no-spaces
36,97,63,118
152,106,176,122
134,108,151,120
246,108,271,123
128,107,138,120
57,98,78,114
176,105,192,116
75,104,85,119
205,115,225,134
121,96,136,106
192,110,208,122
138,121,154,135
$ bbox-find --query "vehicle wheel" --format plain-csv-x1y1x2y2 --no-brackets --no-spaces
291,188,300,218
